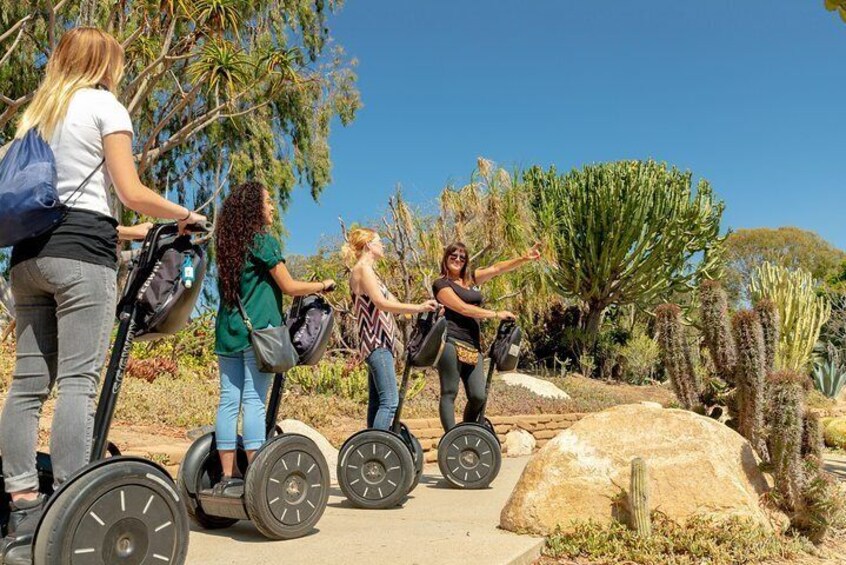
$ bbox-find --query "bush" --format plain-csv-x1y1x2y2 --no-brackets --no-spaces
823,417,846,449
544,513,808,565
619,331,660,385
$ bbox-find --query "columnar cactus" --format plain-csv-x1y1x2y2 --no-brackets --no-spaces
802,412,823,460
655,304,700,409
749,262,831,372
629,457,651,536
699,280,737,385
767,371,807,512
732,310,769,460
754,298,780,375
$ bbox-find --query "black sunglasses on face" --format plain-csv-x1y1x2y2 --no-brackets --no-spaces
449,253,466,262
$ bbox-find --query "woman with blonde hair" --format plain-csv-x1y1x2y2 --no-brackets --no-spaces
0,27,205,551
344,228,439,430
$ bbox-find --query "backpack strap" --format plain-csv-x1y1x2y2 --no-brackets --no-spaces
61,158,105,208
236,296,255,333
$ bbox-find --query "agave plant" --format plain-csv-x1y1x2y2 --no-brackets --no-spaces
812,358,846,399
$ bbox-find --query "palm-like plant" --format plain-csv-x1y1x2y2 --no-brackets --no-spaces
188,39,253,94
190,0,245,37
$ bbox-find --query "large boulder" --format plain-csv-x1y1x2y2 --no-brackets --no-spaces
500,404,779,535
279,419,339,484
499,372,571,400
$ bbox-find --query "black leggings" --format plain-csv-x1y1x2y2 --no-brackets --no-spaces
437,342,486,431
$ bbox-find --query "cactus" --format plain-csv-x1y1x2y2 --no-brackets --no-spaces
732,310,769,460
699,280,737,385
749,262,831,373
802,412,823,460
767,371,807,512
754,299,780,375
628,457,651,536
655,304,700,409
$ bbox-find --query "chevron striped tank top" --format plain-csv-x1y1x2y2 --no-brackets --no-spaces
353,283,397,358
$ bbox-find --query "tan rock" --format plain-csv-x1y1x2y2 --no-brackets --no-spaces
504,429,536,457
279,419,339,484
500,404,781,535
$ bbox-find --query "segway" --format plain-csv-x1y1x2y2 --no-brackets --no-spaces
0,221,209,565
337,311,447,509
437,320,522,489
177,294,335,539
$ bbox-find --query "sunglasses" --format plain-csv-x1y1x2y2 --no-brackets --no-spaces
449,252,467,263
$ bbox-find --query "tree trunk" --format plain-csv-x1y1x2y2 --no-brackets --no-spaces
582,301,606,353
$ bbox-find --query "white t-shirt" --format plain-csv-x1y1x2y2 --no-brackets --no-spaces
48,88,133,218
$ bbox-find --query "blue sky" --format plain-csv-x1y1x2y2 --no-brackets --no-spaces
281,0,846,255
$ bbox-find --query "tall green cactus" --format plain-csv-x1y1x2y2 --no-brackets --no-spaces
629,457,651,536
767,371,807,512
732,310,769,460
525,160,725,349
754,299,780,375
655,304,700,409
749,262,831,373
699,280,737,385
802,412,823,460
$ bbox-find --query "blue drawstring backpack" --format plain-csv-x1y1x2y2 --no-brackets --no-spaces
0,129,102,248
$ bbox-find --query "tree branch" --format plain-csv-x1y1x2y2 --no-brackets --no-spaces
0,22,27,69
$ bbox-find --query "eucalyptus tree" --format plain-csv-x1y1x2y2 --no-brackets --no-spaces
525,160,725,350
1,0,360,223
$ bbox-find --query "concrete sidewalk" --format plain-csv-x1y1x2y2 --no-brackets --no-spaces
186,456,543,565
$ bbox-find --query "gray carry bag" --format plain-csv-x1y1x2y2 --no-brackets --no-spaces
237,297,299,373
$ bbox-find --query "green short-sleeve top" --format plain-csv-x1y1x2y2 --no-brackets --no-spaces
215,232,286,355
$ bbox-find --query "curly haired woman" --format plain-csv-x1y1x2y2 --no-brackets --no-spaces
213,181,334,496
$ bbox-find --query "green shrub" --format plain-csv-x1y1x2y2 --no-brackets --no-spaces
619,331,660,385
544,514,807,565
823,417,846,449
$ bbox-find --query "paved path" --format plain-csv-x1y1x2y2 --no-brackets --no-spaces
186,456,542,565
824,453,846,481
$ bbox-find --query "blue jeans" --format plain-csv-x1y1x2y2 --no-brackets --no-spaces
215,350,273,451
366,348,399,430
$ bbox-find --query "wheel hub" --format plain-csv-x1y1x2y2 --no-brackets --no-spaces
363,460,386,483
103,517,149,564
284,475,306,504
460,449,479,468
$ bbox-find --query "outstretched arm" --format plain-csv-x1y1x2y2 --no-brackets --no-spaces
360,266,437,315
270,262,334,297
435,287,514,321
474,243,542,285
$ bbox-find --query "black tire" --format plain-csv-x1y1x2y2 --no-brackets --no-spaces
176,433,246,530
245,434,329,540
337,430,413,509
482,418,500,443
437,424,502,489
409,435,424,493
397,423,424,494
33,459,189,565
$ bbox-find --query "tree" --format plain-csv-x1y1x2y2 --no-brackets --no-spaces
1,0,360,226
722,227,846,304
525,160,725,350
825,0,846,23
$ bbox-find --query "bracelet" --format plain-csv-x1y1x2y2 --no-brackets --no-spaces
180,209,192,221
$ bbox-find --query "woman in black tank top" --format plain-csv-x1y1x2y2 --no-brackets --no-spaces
432,241,541,431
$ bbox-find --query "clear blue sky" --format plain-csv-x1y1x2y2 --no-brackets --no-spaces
282,0,846,255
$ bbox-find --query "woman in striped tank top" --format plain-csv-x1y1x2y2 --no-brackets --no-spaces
343,228,439,430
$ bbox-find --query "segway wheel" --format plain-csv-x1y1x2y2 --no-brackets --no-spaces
245,434,330,540
437,424,502,489
409,436,424,493
33,459,189,565
338,430,414,509
176,448,239,530
397,423,424,493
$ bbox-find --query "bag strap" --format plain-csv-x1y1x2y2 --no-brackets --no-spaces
236,296,255,333
60,158,105,208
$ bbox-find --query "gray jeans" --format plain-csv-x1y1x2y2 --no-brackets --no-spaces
0,257,116,493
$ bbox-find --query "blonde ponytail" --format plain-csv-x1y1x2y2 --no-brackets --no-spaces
342,228,378,266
